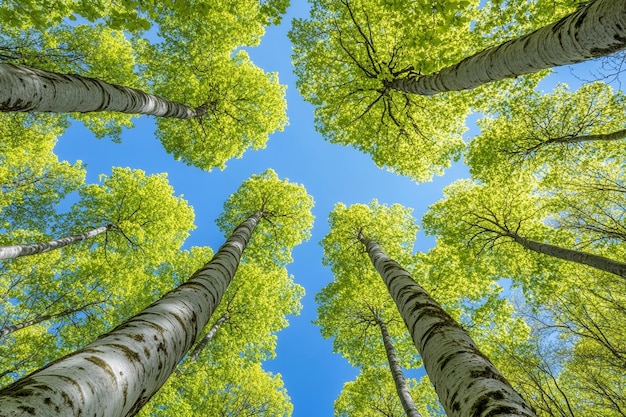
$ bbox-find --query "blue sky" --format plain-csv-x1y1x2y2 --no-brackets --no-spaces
52,2,603,416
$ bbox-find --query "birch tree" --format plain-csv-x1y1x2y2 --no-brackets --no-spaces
0,63,208,118
322,201,535,417
290,0,472,182
0,224,114,260
357,232,535,417
386,0,626,95
0,170,313,416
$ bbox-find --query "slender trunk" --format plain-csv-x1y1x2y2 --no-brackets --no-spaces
188,313,229,362
358,233,536,417
387,0,626,95
0,63,206,118
377,318,422,417
546,128,626,145
510,233,626,279
0,211,262,417
0,225,112,260
0,300,103,338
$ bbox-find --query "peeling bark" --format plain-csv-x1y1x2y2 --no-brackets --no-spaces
0,63,206,118
377,318,422,417
0,225,112,260
359,234,536,417
387,0,626,95
0,212,262,417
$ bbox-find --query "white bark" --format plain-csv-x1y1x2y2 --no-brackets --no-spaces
378,318,422,417
0,225,111,260
388,0,626,95
188,313,229,361
0,212,261,417
511,233,626,279
0,63,205,118
359,234,536,417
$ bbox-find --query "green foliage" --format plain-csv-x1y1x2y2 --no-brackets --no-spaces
150,51,288,170
290,0,475,181
217,169,315,268
317,201,419,368
468,81,626,182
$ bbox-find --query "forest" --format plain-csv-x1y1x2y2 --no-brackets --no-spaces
0,0,625,416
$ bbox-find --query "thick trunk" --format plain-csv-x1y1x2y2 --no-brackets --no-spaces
188,313,229,362
0,212,262,417
359,234,536,417
0,225,112,260
387,0,626,95
0,300,103,338
510,233,626,279
0,63,205,118
377,318,422,417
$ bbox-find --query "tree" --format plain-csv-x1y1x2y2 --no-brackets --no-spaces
0,63,208,118
0,224,113,260
335,367,425,417
320,201,533,416
139,263,303,416
0,170,313,415
289,0,473,181
357,231,535,417
468,81,626,181
386,0,626,95
423,178,626,282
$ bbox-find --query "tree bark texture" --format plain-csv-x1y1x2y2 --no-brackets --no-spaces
0,63,205,118
511,233,626,279
359,234,536,417
0,225,112,260
0,212,262,417
388,0,626,95
377,318,422,417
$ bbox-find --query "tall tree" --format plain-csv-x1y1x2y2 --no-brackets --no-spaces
0,167,196,383
334,367,426,417
0,170,313,415
0,63,208,118
0,224,113,260
357,231,535,417
386,0,626,95
468,81,626,181
322,201,535,416
423,178,626,282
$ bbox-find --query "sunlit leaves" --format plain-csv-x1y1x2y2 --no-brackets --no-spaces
468,81,626,182
290,0,474,181
217,169,315,268
318,201,419,368
152,51,288,170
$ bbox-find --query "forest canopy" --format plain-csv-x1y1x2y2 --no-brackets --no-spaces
0,1,625,416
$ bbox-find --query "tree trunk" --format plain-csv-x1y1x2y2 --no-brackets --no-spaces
387,0,626,95
0,225,112,260
510,233,626,279
0,211,262,417
0,63,206,118
0,300,103,338
377,318,422,417
188,313,229,362
358,233,536,417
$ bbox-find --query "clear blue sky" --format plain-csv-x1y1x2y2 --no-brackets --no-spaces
53,3,600,416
